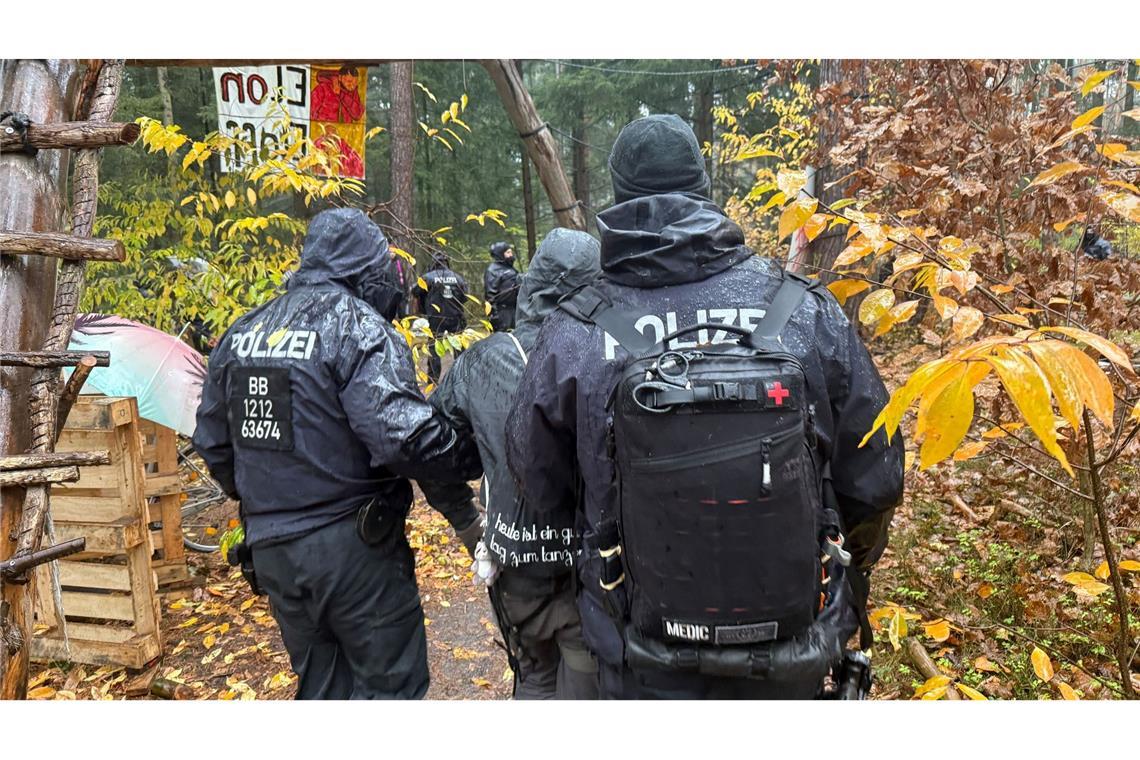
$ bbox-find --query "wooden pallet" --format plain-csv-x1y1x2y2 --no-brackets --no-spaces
139,419,191,587
32,396,163,668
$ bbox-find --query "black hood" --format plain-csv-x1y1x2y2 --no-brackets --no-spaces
609,114,710,204
596,193,753,288
291,208,404,319
514,228,601,348
489,241,516,267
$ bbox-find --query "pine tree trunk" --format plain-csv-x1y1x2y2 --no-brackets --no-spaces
808,59,853,275
0,57,82,701
572,103,590,225
521,149,537,261
388,61,416,261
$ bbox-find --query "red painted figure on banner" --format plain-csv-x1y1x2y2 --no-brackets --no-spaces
315,133,365,178
311,66,364,123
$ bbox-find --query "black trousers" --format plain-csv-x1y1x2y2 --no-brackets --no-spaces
494,572,598,700
251,516,428,700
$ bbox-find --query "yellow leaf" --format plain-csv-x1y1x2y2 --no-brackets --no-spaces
1046,340,1115,429
416,277,428,291
874,299,919,338
224,190,236,209
203,633,216,649
28,686,56,699
951,307,985,342
246,187,257,206
1027,161,1085,189
1062,571,1097,585
776,168,807,198
762,191,787,210
892,252,925,273
1031,647,1054,682
1025,340,1086,432
834,238,873,267
1052,215,1084,233
1057,682,1080,700
862,358,958,446
991,284,1015,294
913,675,951,699
777,197,818,240
240,598,255,611
923,619,951,642
1080,69,1116,96
981,422,1024,439
1072,105,1106,130
1100,191,1140,224
827,279,871,306
1094,561,1110,580
918,363,982,469
974,656,1004,673
953,440,989,461
859,289,895,326
992,313,1031,328
956,683,987,700
1118,560,1140,572
986,346,1073,476
887,607,906,651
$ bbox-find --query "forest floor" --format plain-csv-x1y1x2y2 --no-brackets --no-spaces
25,332,1140,701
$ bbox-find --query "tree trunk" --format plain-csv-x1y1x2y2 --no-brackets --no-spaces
521,148,537,260
572,104,590,226
0,57,82,701
482,59,586,231
388,61,416,257
694,76,715,199
809,59,859,276
156,66,174,127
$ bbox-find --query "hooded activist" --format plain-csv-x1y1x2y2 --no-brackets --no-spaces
419,228,602,699
193,208,484,700
483,241,521,331
506,115,905,699
415,253,469,383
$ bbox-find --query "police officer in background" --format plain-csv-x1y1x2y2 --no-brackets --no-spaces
194,208,484,700
420,229,602,699
415,252,469,383
507,115,904,699
483,241,520,331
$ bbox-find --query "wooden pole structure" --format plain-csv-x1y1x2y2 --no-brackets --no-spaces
0,57,82,701
482,60,586,231
0,121,138,152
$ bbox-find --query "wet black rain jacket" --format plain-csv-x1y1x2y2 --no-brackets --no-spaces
193,209,481,547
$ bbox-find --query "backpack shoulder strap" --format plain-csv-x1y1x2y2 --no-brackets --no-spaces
746,272,813,344
558,285,657,355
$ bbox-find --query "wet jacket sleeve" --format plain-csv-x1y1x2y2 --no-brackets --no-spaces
483,267,498,305
506,322,579,531
335,310,481,486
818,297,904,569
417,354,482,532
192,338,239,500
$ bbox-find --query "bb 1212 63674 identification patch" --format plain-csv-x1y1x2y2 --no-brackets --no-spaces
229,367,294,450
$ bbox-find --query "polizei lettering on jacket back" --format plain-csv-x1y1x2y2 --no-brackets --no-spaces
231,327,318,361
602,307,766,360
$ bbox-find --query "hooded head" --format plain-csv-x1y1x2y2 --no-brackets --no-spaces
608,114,710,204
291,208,405,320
490,241,515,267
513,228,601,349
429,251,451,271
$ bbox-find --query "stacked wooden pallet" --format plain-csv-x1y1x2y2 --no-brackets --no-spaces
32,397,163,668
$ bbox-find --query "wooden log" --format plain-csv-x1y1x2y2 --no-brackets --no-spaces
55,355,97,438
0,466,79,487
0,451,110,471
0,231,125,262
481,60,587,231
150,677,194,700
0,121,139,152
904,638,962,700
0,351,109,368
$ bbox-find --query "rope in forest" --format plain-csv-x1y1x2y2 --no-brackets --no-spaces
541,60,762,77
546,124,611,156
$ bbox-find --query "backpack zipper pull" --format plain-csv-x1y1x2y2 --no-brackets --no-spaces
761,438,772,492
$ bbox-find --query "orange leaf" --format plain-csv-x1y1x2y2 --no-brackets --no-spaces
951,307,984,341
923,619,951,642
777,197,818,241
827,279,871,306
1027,161,1085,189
1057,681,1080,700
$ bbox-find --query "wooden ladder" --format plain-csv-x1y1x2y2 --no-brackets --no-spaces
1,59,142,695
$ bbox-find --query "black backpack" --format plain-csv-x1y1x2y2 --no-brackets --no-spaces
560,274,851,660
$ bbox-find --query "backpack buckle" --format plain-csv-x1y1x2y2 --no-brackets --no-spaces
823,533,852,567
599,543,625,590
675,648,700,671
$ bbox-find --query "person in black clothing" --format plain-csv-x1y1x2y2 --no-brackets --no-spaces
193,208,484,700
420,229,602,699
1082,229,1113,261
483,241,521,331
415,253,469,383
506,115,905,699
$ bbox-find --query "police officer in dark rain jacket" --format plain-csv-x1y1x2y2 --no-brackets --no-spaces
415,254,469,383
194,208,483,700
483,241,521,331
420,229,602,699
506,115,905,699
